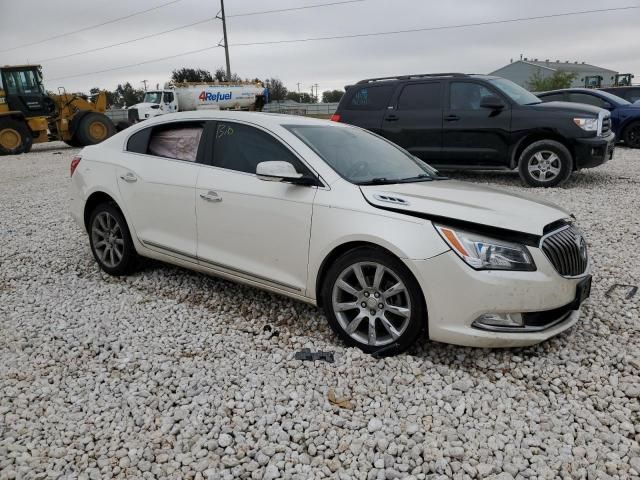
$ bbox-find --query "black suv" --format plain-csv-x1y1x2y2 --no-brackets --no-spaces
332,73,615,187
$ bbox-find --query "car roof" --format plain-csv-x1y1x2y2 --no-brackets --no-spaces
538,88,601,95
137,110,338,128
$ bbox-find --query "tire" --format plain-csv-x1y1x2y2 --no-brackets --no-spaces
321,247,426,356
64,138,82,148
517,139,573,187
74,112,116,146
115,121,131,132
622,121,640,148
0,118,33,155
88,202,138,276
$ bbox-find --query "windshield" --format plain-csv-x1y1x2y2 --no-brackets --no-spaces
286,125,439,185
488,78,541,105
143,92,162,104
597,90,630,106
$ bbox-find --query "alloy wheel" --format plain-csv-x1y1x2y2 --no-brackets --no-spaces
91,211,125,268
331,262,412,347
528,150,561,182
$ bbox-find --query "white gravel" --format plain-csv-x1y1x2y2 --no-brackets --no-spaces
1,142,639,480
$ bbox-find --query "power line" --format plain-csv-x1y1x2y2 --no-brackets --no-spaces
47,45,221,82
37,18,215,63
0,0,183,54
34,0,364,63
231,5,640,47
46,5,639,82
227,0,364,18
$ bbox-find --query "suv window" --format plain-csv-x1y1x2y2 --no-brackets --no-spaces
540,93,565,102
567,93,607,108
450,82,494,110
126,121,204,162
397,82,441,110
346,85,394,110
213,122,307,175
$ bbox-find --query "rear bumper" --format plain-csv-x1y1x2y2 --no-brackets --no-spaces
574,132,615,169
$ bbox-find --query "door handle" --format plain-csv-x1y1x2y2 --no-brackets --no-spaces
444,115,460,122
200,191,222,202
119,172,137,182
385,115,399,122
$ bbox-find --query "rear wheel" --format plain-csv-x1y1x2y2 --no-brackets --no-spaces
622,121,640,148
0,118,32,155
518,139,572,187
89,203,138,276
322,247,426,356
74,112,115,146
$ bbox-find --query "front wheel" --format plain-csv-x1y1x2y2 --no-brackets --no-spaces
0,118,33,155
321,247,426,356
622,121,640,148
89,203,138,276
518,140,573,187
75,112,116,146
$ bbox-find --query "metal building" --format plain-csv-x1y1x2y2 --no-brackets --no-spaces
489,58,619,89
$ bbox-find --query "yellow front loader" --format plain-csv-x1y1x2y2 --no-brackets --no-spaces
0,65,115,155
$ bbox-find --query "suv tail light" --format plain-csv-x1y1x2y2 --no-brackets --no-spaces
330,113,341,122
70,156,81,177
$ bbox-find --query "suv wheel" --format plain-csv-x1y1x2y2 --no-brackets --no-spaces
623,121,640,148
518,140,573,187
321,247,426,356
89,203,137,276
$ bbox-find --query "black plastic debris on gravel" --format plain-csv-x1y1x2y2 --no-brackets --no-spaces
605,283,638,300
295,348,334,363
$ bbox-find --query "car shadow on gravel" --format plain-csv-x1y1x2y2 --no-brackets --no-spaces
446,169,623,188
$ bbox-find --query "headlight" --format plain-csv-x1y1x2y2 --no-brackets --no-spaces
435,224,535,271
573,117,598,132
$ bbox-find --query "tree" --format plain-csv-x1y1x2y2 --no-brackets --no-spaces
322,90,344,103
90,87,117,109
171,68,214,83
265,78,287,102
527,70,577,92
285,92,316,103
113,82,145,108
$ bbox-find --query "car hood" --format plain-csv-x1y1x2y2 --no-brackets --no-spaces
533,101,604,116
360,180,570,236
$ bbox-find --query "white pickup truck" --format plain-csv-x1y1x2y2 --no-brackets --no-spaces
128,83,267,122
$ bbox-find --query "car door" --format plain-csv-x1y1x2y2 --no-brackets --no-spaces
196,121,318,294
116,120,206,258
337,84,396,136
381,81,443,163
441,81,512,166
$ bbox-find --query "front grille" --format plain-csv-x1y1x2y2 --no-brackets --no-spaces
602,116,611,135
541,225,588,277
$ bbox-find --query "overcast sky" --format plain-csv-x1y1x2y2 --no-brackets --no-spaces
0,0,637,96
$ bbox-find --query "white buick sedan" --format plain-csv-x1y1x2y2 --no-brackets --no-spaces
70,111,591,355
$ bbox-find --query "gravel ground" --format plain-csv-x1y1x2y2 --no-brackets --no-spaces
1,142,639,480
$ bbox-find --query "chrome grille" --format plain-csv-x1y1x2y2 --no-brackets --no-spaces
541,226,588,277
602,116,611,135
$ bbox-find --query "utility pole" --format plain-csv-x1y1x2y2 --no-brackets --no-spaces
313,83,319,103
141,79,148,91
217,0,231,81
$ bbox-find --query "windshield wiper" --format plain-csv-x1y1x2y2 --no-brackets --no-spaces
357,177,398,185
397,173,434,183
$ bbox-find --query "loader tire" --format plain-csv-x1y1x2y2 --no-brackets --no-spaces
0,118,32,155
74,112,115,146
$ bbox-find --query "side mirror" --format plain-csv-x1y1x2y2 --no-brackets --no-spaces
602,102,613,110
257,161,303,182
480,95,505,110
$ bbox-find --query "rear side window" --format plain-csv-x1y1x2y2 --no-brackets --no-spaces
346,85,394,110
397,82,441,110
212,122,307,175
163,92,174,103
126,121,204,162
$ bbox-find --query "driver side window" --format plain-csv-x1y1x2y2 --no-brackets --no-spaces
212,122,308,175
450,82,494,111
